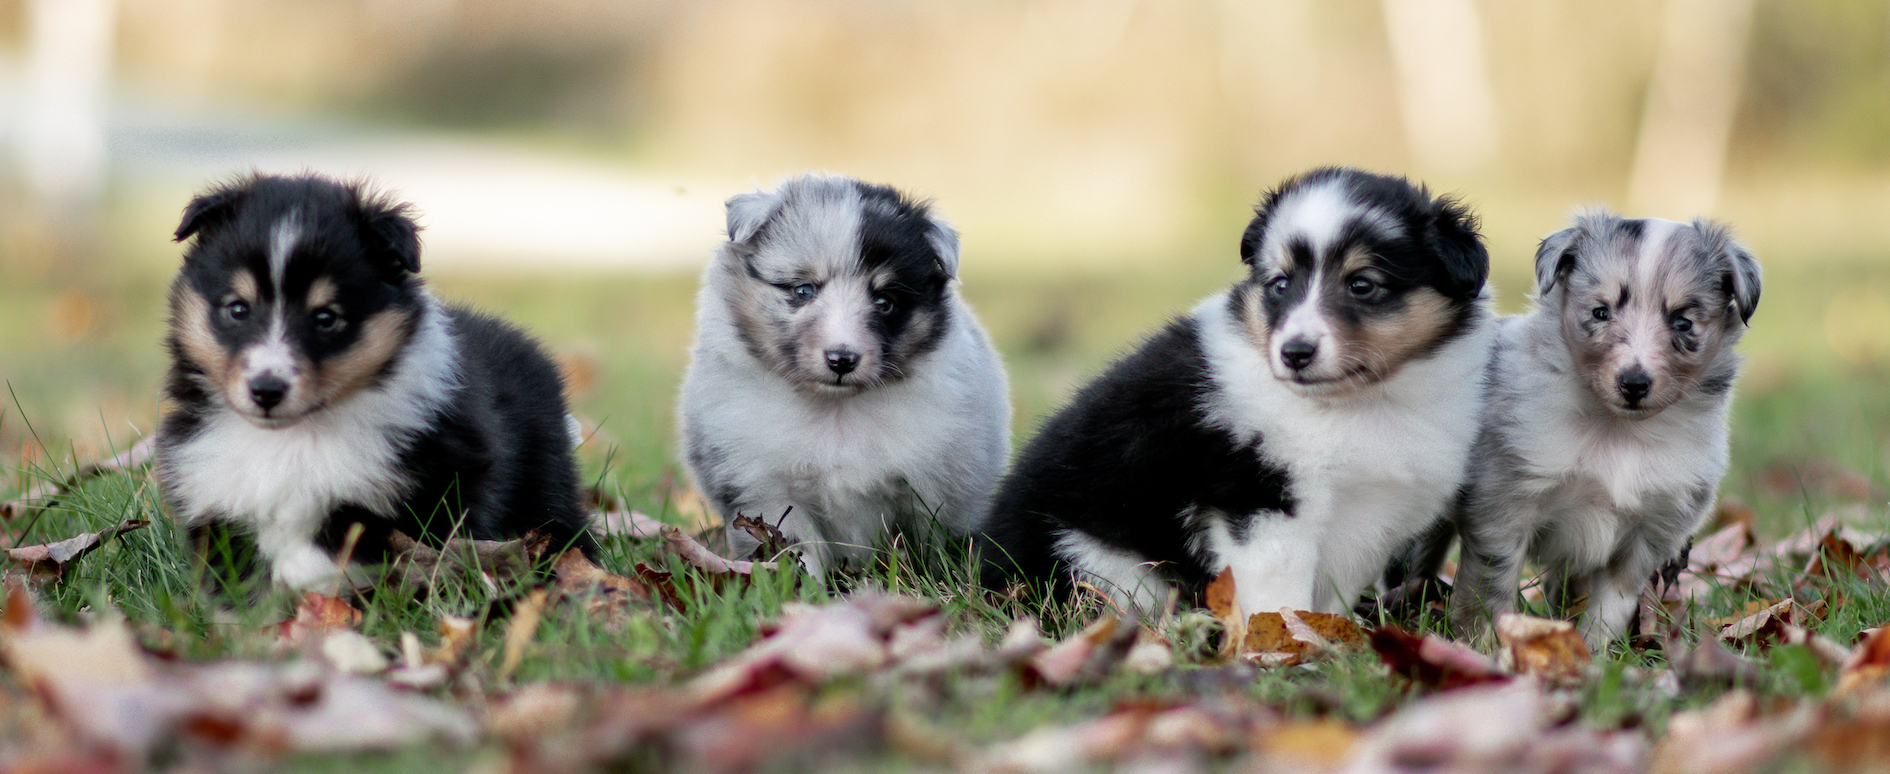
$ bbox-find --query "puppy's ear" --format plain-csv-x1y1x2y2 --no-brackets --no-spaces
926,217,961,278
725,189,783,245
174,183,250,243
1697,219,1761,325
1533,226,1580,295
1428,195,1489,296
1238,210,1269,266
359,196,422,275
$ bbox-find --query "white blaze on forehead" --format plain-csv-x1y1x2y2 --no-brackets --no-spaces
757,184,867,279
1632,218,1685,293
268,214,303,291
1265,182,1354,263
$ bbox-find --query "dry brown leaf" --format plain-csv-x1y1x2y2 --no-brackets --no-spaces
272,591,363,650
5,519,149,578
382,530,534,592
662,525,778,575
1258,718,1360,772
1241,609,1365,664
1495,613,1590,686
593,510,669,539
1370,626,1509,690
1835,624,1890,696
432,615,477,666
1352,680,1643,774
1026,614,1138,688
499,587,550,681
689,593,938,703
1650,690,1816,774
550,548,653,628
1204,567,1244,661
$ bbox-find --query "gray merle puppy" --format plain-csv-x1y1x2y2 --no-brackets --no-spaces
678,173,1010,578
1438,210,1761,646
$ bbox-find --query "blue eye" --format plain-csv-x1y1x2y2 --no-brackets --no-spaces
225,300,250,322
1266,276,1290,295
790,284,818,302
1670,315,1692,333
1592,306,1611,322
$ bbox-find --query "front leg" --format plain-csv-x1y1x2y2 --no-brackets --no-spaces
1217,510,1320,615
254,508,342,591
1576,566,1644,649
1450,516,1532,645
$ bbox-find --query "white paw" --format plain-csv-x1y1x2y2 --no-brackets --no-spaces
272,544,343,591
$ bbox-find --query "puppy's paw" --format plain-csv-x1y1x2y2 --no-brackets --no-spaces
271,544,342,591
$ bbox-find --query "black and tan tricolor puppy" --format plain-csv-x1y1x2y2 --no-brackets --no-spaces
979,167,1494,615
1436,211,1760,647
679,173,1010,578
157,173,597,590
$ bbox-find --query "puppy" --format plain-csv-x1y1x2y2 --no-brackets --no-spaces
678,173,1010,578
157,173,597,590
979,167,1494,616
1444,211,1760,646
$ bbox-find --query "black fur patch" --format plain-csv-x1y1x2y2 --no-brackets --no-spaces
159,174,596,574
980,310,1294,600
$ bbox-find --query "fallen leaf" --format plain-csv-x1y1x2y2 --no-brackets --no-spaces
662,525,778,575
319,630,390,675
1352,680,1644,774
1650,690,1816,774
381,530,535,593
272,591,363,651
1370,626,1509,691
1836,624,1890,696
5,519,149,578
1258,718,1360,772
498,587,550,681
1495,613,1590,686
593,510,669,539
432,615,477,666
550,548,653,628
1205,567,1244,661
1671,636,1770,688
1026,614,1142,688
1241,609,1365,664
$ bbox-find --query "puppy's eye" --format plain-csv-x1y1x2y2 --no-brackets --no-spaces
1591,306,1611,322
1346,276,1381,299
312,306,344,332
872,294,895,315
1670,315,1693,333
790,284,818,302
1265,276,1290,296
225,300,250,322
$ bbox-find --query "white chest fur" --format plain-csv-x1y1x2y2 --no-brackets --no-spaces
1195,296,1494,612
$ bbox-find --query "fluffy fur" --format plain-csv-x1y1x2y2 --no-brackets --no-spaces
1433,211,1761,646
979,167,1495,615
156,173,597,590
678,173,1010,577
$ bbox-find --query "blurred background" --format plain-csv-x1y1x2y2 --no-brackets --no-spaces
1,0,1886,532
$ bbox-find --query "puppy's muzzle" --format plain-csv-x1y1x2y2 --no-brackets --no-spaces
249,375,290,411
1280,338,1318,371
824,347,860,377
1617,367,1651,407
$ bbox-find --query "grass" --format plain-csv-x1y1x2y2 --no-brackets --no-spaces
3,256,1890,770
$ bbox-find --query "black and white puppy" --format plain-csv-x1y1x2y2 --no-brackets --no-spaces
980,167,1494,615
157,173,597,590
1443,211,1760,646
678,173,1010,578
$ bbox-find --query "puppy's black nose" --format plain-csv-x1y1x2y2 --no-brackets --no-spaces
1618,369,1652,405
249,376,289,410
824,348,860,376
1280,339,1318,371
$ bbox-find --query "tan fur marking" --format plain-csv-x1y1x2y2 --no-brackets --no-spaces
1338,247,1378,276
306,277,337,309
312,308,414,406
1350,287,1455,378
174,289,231,385
1235,284,1271,350
231,271,259,303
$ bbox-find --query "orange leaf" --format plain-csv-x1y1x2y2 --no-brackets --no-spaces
1495,614,1589,686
